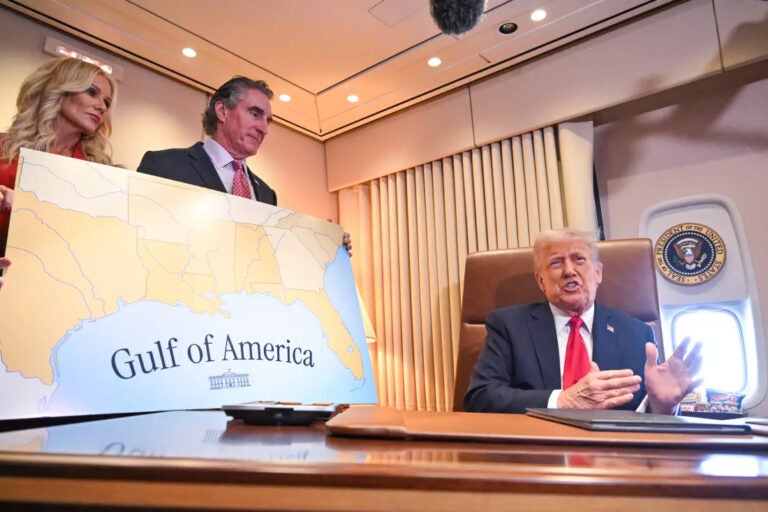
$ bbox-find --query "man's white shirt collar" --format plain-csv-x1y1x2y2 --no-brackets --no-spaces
203,137,239,168
202,138,254,196
549,303,596,336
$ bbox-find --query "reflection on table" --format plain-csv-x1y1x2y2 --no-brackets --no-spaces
0,409,767,511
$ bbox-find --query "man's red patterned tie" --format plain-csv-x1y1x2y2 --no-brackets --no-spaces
232,160,252,199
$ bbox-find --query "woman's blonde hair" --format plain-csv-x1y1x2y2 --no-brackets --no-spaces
1,57,116,165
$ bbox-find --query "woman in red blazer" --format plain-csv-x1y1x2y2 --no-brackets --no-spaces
0,57,117,288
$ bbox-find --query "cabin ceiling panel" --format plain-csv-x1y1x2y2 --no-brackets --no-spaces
713,0,768,70
3,0,678,140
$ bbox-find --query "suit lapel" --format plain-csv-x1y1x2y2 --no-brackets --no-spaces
188,143,227,193
246,168,262,202
529,304,561,388
592,305,620,371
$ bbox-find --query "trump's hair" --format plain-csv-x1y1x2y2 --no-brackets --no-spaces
533,228,602,271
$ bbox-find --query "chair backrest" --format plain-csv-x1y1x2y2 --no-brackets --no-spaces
452,238,662,411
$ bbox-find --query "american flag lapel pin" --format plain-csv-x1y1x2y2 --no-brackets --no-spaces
607,324,615,333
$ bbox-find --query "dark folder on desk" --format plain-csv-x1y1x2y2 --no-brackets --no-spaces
526,408,752,435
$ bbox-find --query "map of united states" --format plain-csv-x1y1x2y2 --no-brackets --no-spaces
0,149,377,420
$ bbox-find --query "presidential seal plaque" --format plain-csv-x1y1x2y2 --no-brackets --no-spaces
654,223,726,285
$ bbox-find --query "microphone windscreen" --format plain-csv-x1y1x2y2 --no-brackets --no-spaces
430,0,486,35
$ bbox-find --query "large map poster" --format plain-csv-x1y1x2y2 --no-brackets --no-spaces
0,149,377,420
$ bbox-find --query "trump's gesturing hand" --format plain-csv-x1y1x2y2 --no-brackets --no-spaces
557,362,641,409
646,338,703,414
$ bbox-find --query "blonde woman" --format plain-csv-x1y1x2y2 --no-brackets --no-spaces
0,57,116,263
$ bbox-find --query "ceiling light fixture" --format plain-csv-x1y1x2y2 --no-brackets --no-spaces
498,22,518,35
42,36,124,81
346,94,360,103
278,94,292,102
427,57,442,67
182,47,197,58
531,9,547,22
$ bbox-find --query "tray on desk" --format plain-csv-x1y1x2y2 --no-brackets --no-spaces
326,407,768,449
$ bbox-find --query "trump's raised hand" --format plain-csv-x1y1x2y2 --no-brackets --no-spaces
645,337,703,414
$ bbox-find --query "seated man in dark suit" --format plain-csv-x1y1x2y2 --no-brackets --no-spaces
137,76,277,205
464,228,702,414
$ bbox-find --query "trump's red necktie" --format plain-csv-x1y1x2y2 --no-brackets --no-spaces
232,160,252,199
562,316,590,389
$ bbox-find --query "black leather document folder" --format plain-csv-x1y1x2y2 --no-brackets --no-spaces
526,408,752,435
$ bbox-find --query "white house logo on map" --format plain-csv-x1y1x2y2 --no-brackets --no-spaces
654,223,726,285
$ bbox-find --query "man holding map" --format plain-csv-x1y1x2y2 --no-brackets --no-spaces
137,76,277,205
136,76,352,253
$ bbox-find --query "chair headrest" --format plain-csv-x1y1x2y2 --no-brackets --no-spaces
461,238,660,326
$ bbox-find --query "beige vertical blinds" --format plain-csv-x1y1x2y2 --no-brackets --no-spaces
340,125,580,411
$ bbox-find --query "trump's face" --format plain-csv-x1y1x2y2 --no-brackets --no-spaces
535,240,602,316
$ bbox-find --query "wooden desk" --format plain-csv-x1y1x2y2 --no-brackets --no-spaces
0,409,767,511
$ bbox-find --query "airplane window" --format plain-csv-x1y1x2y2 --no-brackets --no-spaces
670,306,746,392
641,195,765,410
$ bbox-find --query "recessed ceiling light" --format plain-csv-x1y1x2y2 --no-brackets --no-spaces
531,9,547,22
347,94,360,103
427,57,442,67
182,47,197,58
278,94,292,102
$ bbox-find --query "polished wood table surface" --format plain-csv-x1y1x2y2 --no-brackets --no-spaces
1,408,767,511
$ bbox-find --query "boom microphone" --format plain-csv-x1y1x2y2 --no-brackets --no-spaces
430,0,486,35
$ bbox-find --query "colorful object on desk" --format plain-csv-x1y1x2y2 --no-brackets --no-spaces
680,389,746,417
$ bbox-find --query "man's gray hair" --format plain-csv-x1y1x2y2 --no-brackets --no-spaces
533,228,601,271
202,76,273,136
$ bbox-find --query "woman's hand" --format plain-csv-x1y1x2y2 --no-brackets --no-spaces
0,257,10,290
0,185,13,212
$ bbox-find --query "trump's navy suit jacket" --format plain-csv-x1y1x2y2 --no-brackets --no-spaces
464,302,653,413
137,142,277,206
